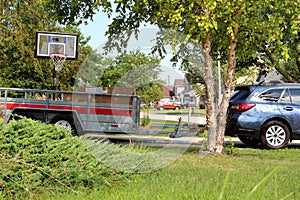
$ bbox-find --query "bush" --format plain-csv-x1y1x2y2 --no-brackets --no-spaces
141,108,151,126
0,117,126,199
222,137,236,155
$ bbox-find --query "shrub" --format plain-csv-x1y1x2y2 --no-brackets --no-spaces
223,137,236,155
141,108,151,126
0,117,126,199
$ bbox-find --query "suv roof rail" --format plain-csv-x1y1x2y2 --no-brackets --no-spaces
251,80,265,86
251,80,300,86
261,80,285,86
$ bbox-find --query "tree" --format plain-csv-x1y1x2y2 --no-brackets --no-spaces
98,50,164,102
37,0,110,26
137,83,163,106
98,50,164,125
76,50,112,87
0,0,50,88
98,0,299,153
41,0,300,152
256,3,300,82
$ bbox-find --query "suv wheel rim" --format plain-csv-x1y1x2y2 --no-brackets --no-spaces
265,125,286,147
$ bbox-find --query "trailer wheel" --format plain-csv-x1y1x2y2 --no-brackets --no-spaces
10,112,36,121
51,116,77,136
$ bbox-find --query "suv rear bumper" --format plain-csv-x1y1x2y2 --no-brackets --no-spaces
226,123,260,140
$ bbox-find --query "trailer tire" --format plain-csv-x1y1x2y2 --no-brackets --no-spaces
51,116,77,136
10,112,36,121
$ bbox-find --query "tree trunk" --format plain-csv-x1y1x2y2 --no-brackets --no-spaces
202,34,217,151
214,25,240,153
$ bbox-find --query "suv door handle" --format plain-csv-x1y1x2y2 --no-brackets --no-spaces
283,106,294,111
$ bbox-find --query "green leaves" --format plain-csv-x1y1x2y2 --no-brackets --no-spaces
123,53,159,86
98,50,163,102
0,1,93,90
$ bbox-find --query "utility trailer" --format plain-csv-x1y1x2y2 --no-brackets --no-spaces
0,87,141,135
0,87,204,137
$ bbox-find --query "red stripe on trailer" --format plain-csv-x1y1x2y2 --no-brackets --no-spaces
6,103,46,109
5,103,132,116
48,105,87,112
48,105,132,116
92,108,132,116
51,105,132,116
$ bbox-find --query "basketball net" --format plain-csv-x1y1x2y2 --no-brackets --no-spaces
50,53,67,72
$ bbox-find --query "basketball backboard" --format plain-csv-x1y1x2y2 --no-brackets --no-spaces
35,31,78,60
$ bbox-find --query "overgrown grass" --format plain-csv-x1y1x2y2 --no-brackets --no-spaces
44,148,300,200
0,118,129,199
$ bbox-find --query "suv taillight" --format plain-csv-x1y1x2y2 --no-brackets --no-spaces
231,103,256,112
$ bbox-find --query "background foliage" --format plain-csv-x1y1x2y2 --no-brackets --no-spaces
98,50,164,103
0,0,93,90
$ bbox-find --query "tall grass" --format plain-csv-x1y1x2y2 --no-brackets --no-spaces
0,118,128,199
48,148,300,200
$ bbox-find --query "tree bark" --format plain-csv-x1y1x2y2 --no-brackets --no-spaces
202,34,217,151
214,25,240,153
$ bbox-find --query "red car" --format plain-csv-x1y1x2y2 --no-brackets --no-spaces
155,100,182,110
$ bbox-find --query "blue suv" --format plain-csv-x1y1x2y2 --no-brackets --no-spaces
226,83,300,149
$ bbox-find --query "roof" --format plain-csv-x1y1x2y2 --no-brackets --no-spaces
162,86,175,97
183,89,199,97
174,79,184,86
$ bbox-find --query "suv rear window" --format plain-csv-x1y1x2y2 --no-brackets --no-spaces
230,87,251,101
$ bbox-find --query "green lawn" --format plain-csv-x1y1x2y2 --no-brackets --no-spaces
140,108,206,132
146,108,206,116
45,147,300,200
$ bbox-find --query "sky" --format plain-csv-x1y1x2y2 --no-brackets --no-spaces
78,11,185,85
78,11,111,50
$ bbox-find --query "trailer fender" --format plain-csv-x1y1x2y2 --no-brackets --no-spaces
48,111,84,136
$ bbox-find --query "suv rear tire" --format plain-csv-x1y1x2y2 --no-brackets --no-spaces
260,121,290,149
238,136,260,147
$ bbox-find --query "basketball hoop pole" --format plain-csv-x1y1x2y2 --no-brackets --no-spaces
50,53,67,100
53,68,57,97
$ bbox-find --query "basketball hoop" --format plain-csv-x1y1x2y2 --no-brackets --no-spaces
50,53,67,72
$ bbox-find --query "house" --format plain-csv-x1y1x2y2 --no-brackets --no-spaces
160,86,176,101
159,78,204,108
158,75,208,109
174,79,185,96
